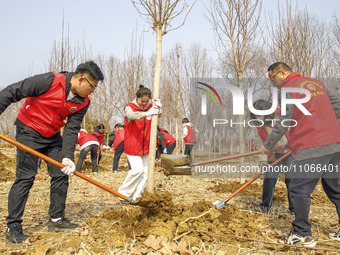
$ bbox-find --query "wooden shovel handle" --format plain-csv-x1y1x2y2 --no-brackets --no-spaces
172,140,183,154
0,133,127,200
192,145,287,166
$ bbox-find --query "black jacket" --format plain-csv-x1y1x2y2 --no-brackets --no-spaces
0,72,90,160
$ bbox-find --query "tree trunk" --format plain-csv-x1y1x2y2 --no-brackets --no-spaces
229,128,234,154
147,25,162,192
175,117,178,148
238,73,245,184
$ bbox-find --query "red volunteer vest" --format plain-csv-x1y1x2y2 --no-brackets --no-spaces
157,130,176,146
184,123,197,143
91,130,105,146
283,72,340,155
17,72,89,138
124,102,153,155
77,129,98,147
256,126,268,143
112,127,125,150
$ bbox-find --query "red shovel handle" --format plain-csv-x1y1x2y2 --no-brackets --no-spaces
172,140,183,154
192,145,287,166
0,133,128,200
226,151,292,201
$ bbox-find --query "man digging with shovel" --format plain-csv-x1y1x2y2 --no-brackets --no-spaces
0,61,104,245
260,62,340,247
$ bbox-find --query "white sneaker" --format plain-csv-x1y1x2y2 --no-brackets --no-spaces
279,231,317,247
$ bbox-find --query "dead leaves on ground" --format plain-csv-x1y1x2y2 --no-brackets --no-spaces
143,234,190,254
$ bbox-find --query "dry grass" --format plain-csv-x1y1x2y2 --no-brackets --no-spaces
0,145,339,254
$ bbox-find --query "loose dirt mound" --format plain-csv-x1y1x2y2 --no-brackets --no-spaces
85,190,272,250
208,179,262,195
1,146,340,254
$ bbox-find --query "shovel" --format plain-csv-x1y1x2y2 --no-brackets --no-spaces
172,140,183,154
161,145,287,176
97,147,109,164
0,133,132,203
213,151,292,209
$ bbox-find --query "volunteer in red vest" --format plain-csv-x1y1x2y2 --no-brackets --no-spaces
182,118,197,162
108,123,131,173
91,124,105,164
118,85,160,202
0,61,104,245
156,125,176,158
250,100,293,214
260,62,340,247
91,124,105,147
76,129,99,173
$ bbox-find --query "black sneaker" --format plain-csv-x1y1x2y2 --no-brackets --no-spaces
329,229,340,241
4,224,28,245
47,218,79,232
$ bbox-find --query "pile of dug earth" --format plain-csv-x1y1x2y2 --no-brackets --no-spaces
85,191,273,251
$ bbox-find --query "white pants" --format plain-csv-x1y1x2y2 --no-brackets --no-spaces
118,154,149,201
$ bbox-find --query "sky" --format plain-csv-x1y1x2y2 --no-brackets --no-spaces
0,0,338,86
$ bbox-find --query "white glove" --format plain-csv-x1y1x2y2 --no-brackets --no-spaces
145,106,159,117
154,99,162,108
61,158,75,176
163,148,167,154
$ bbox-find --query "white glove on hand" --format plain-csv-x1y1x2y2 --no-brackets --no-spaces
154,99,162,108
163,148,167,154
61,158,75,176
145,106,159,117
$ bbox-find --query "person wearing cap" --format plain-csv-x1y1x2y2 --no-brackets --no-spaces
91,124,105,164
76,129,99,173
108,123,131,173
0,61,104,245
118,85,161,202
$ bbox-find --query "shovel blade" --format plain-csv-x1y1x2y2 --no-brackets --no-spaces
161,154,191,176
213,200,226,209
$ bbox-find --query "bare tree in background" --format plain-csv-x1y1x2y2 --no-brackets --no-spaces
87,55,123,131
267,0,332,79
208,0,262,182
183,43,214,156
131,0,196,192
45,12,92,72
161,45,185,140
0,103,22,140
161,43,214,153
121,31,150,103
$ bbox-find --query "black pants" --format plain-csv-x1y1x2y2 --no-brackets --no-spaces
112,142,130,171
167,142,176,154
7,125,69,227
290,152,340,236
76,144,98,173
184,143,195,162
155,142,177,159
260,154,294,212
